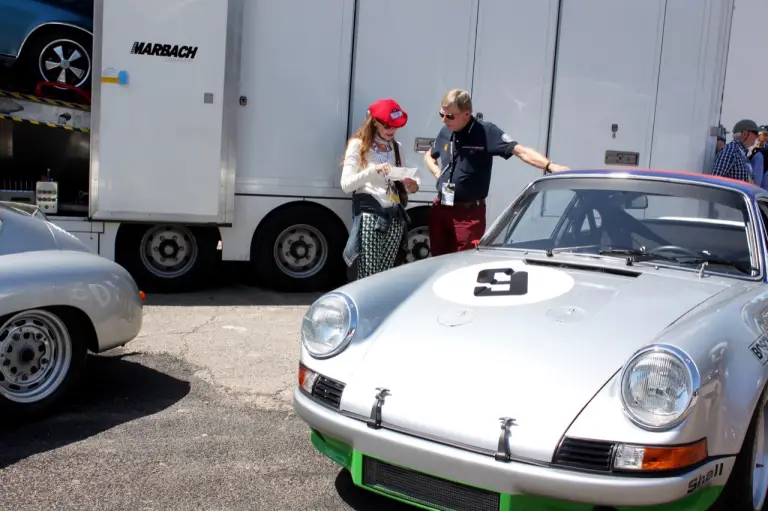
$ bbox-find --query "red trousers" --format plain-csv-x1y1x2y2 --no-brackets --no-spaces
428,199,486,257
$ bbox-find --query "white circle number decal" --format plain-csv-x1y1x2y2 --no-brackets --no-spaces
432,260,575,306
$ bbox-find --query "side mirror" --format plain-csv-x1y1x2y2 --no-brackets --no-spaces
625,195,649,210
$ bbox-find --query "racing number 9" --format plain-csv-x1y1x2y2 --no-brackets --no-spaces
474,268,529,297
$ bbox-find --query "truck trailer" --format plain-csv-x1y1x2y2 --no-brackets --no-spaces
0,0,765,293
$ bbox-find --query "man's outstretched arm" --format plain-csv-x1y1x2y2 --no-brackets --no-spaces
513,144,570,173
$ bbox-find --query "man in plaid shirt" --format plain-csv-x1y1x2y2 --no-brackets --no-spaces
711,119,761,182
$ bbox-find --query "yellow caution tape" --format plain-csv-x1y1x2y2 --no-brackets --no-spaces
0,113,90,133
0,89,90,112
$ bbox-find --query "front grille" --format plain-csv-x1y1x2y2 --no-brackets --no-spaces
552,437,615,472
312,375,344,409
362,456,500,511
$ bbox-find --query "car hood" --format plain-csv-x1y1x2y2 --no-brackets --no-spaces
338,251,732,463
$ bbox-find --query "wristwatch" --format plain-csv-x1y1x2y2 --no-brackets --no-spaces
544,161,553,174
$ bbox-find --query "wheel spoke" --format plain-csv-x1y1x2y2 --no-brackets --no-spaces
56,69,67,84
53,45,65,61
70,67,85,79
69,49,82,62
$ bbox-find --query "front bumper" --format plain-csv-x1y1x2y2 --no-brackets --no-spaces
293,388,730,510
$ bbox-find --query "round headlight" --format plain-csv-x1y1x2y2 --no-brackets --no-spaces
300,292,357,359
619,344,700,431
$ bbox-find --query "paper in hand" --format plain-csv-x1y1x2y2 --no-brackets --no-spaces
387,167,419,181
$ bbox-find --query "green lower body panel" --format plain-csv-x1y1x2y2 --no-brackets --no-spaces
309,430,723,511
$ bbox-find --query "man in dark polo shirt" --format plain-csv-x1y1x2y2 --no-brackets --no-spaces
424,88,570,256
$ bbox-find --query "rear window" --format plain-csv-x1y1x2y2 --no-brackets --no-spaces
0,203,48,220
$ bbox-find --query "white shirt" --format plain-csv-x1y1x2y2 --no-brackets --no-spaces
340,136,406,207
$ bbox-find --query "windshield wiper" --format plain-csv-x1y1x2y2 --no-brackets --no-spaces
597,248,680,266
675,256,755,276
599,248,754,275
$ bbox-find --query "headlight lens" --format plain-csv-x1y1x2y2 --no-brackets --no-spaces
619,344,700,430
301,292,357,358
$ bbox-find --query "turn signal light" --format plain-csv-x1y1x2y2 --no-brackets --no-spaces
613,438,707,472
299,363,318,394
139,290,146,302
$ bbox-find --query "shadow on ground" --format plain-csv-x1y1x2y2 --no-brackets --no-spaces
0,352,190,469
142,262,326,307
335,469,413,510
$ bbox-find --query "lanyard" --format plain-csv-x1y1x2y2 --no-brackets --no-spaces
373,142,394,191
449,133,457,183
439,132,458,185
374,143,390,164
444,119,474,184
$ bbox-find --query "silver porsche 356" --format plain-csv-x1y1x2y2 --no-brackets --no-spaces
294,168,768,511
0,201,144,420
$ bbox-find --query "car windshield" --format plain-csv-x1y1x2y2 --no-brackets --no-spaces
482,176,758,278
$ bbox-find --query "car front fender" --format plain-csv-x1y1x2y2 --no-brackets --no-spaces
561,283,768,459
0,250,143,352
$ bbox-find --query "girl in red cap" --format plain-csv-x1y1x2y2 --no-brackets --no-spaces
341,98,419,280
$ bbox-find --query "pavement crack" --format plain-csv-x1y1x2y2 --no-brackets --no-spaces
191,313,220,335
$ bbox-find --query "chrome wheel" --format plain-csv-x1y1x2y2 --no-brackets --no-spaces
273,224,328,279
753,396,768,509
403,225,430,263
139,225,199,279
38,38,91,88
0,310,72,404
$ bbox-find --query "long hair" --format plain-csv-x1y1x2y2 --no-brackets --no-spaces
344,113,395,168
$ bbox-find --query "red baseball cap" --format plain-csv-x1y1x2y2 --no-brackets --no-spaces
368,98,408,128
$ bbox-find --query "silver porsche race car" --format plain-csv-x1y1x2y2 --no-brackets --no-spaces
0,201,144,420
293,168,768,511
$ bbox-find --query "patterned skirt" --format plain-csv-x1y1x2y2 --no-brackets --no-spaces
358,212,406,279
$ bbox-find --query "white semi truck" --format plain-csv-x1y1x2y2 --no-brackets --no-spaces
0,0,765,293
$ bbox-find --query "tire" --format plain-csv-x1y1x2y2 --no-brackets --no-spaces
0,308,87,420
714,385,768,510
395,207,431,266
16,26,93,92
115,223,220,293
251,204,347,292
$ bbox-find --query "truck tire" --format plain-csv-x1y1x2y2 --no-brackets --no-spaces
116,224,220,293
395,206,431,266
16,26,93,92
251,204,347,292
0,308,88,420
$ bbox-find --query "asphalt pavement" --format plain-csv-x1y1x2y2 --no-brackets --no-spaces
0,272,412,511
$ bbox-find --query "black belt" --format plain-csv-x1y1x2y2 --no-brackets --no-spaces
453,199,485,208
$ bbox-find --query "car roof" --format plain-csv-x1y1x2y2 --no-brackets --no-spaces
551,168,765,199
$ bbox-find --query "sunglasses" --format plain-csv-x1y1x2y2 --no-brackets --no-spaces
438,112,455,120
